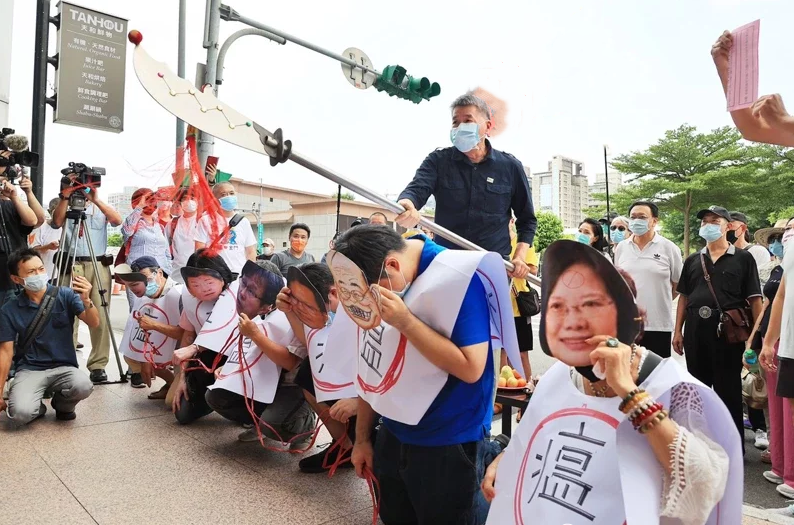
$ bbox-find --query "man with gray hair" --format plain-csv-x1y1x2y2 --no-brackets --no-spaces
195,181,257,274
395,92,536,278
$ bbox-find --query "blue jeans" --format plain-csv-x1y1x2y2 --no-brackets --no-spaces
374,426,496,525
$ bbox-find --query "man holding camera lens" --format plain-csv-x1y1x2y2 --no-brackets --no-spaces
0,155,46,309
52,172,122,384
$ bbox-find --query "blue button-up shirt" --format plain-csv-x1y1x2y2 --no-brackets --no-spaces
62,203,109,256
0,285,85,371
398,141,536,258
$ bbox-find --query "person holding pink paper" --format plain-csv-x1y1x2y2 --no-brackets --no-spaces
712,30,794,147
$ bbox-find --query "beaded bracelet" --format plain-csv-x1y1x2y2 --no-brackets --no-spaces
623,391,651,415
631,403,664,430
632,403,663,429
639,410,669,434
619,388,644,412
628,398,655,422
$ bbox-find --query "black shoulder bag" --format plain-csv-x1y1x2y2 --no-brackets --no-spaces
17,286,60,353
512,282,540,318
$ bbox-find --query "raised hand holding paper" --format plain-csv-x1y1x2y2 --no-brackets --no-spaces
726,19,760,111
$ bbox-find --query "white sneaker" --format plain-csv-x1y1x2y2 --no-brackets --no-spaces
765,471,785,484
778,483,794,499
756,430,770,450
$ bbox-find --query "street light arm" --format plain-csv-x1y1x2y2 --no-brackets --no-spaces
217,28,286,85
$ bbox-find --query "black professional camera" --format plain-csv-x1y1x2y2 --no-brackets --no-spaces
60,162,106,211
60,162,105,189
0,128,40,168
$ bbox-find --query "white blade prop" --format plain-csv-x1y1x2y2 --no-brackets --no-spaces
128,31,536,284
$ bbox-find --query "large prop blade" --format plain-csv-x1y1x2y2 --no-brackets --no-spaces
129,31,537,285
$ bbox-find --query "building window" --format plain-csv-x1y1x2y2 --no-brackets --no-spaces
269,198,274,202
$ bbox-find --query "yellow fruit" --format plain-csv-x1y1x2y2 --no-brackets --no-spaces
497,377,507,387
507,377,519,388
500,365,512,375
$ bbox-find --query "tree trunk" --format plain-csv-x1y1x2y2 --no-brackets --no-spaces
683,190,692,255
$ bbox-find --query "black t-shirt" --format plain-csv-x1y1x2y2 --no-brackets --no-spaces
677,245,762,311
760,265,784,335
0,199,34,291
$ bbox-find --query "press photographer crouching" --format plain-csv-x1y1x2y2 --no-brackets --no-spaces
0,129,47,308
51,164,122,384
0,249,99,427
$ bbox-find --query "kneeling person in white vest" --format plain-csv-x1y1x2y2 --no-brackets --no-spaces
331,225,495,525
115,256,183,401
0,249,99,426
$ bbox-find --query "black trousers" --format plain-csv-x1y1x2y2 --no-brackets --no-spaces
640,330,672,359
205,387,267,425
174,350,227,425
683,313,745,451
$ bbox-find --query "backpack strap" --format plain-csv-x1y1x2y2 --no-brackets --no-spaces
18,286,60,352
228,213,244,229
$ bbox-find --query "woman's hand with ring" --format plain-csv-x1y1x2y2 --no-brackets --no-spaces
587,335,638,398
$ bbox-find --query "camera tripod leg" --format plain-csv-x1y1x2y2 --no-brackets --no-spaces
80,217,127,384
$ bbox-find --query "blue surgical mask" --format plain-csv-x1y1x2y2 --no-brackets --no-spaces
610,230,626,243
770,241,784,259
576,233,591,245
629,219,650,236
145,277,159,298
450,122,481,153
23,273,49,292
381,262,412,298
218,195,237,212
699,224,724,243
326,310,336,326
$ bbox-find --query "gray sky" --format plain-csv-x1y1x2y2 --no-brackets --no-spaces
8,0,793,204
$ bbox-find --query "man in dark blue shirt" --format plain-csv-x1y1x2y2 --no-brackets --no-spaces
396,92,536,279
335,225,494,524
0,249,100,426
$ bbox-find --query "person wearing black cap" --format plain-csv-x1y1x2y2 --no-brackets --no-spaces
728,211,773,276
674,205,763,450
115,255,182,399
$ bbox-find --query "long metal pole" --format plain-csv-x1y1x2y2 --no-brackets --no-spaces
226,9,379,77
197,0,221,170
30,0,52,203
286,150,538,285
603,146,611,220
176,0,186,146
335,184,341,234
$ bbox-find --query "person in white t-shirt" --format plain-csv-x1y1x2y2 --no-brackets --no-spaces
614,201,683,358
30,198,63,281
729,211,773,280
194,182,256,274
166,190,199,284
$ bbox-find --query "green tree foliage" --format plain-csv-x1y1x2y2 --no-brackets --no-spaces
609,124,776,255
535,211,564,253
331,191,356,201
107,232,123,248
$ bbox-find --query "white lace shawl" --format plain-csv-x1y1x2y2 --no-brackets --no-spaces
570,372,730,525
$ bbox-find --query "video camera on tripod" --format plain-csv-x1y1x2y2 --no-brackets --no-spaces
0,128,40,183
60,162,106,211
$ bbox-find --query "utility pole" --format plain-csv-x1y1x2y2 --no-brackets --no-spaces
197,0,222,169
176,0,186,146
30,0,58,203
603,145,611,221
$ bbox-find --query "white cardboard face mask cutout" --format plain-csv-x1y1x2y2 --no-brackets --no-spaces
327,250,382,330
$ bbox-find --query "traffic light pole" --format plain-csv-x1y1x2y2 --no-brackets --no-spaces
197,0,222,170
30,0,58,203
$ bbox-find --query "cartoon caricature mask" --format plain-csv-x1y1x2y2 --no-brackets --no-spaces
287,266,328,329
539,240,639,382
327,250,381,330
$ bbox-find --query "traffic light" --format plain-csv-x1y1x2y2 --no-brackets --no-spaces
374,65,441,104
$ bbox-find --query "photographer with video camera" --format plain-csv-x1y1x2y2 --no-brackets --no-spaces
0,128,46,309
51,163,122,384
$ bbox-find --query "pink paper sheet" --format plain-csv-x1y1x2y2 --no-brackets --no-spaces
727,19,760,111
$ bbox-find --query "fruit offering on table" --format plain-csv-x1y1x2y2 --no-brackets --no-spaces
498,366,528,388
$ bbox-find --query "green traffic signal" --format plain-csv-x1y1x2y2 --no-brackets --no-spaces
374,65,441,104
